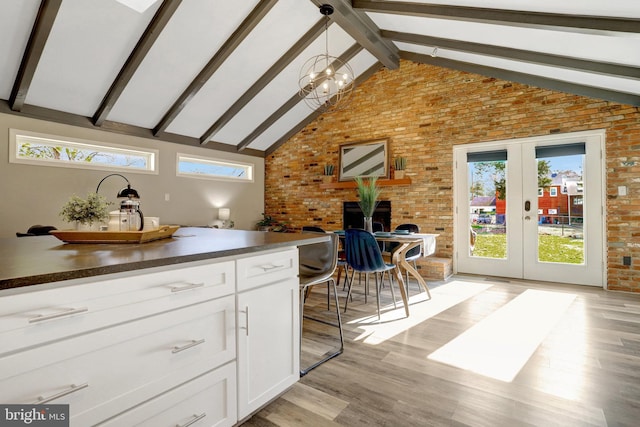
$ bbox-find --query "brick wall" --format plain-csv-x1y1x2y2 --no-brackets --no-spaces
265,60,640,292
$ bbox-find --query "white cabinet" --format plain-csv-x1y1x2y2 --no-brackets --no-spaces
236,249,300,420
0,296,236,426
0,247,301,426
0,259,236,426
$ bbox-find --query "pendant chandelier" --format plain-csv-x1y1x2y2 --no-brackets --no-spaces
298,4,355,112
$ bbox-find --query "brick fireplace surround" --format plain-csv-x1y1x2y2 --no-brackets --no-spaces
264,60,640,291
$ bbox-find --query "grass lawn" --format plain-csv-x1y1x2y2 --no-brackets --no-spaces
473,234,584,264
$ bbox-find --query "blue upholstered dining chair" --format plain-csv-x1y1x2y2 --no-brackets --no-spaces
298,232,343,376
343,228,399,320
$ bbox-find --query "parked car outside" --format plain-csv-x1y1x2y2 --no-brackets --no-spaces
477,214,493,224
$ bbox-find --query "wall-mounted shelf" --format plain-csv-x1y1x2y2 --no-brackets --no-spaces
319,178,411,189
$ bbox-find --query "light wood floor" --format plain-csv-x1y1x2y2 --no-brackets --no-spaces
242,274,640,427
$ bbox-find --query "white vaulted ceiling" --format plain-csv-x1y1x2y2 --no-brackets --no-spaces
0,0,638,157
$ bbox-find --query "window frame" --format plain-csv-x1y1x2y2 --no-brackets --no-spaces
176,153,254,183
550,187,558,197
9,129,158,174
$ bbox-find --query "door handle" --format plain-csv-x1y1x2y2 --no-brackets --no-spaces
524,200,531,212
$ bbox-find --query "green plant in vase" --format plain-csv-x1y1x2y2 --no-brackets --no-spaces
354,176,381,233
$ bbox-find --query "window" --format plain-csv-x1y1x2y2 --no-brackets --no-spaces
177,153,253,182
538,188,543,196
10,129,157,173
550,187,558,197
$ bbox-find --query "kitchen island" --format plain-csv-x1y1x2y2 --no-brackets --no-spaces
0,226,328,290
0,227,329,426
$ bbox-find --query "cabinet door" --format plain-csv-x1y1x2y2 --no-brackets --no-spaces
236,277,299,419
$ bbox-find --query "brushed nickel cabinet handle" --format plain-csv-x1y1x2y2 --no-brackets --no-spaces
172,339,206,354
239,306,249,336
170,282,205,293
28,307,88,323
176,413,206,427
33,382,88,404
260,263,285,271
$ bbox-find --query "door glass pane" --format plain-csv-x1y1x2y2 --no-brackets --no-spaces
467,153,507,259
535,150,585,265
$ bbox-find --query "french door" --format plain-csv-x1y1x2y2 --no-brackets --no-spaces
454,130,605,286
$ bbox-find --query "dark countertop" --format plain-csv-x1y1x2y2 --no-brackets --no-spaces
0,227,329,291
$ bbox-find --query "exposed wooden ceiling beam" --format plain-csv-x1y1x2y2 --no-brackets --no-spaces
401,51,640,107
265,59,382,156
309,0,399,69
200,18,328,145
152,0,277,136
238,44,365,152
92,0,182,126
9,0,62,111
353,0,640,34
383,31,640,80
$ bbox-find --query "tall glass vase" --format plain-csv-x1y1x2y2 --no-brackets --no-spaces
364,216,373,233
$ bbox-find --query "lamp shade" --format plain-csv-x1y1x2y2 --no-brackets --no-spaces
218,208,230,221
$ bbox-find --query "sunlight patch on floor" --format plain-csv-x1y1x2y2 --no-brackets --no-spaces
428,289,576,382
348,280,493,345
532,300,589,401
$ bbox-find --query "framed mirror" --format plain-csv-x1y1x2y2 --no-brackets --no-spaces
339,139,389,181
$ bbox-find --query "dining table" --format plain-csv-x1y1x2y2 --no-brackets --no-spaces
336,230,438,317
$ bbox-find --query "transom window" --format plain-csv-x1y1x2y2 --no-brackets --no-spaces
177,153,253,182
10,129,157,173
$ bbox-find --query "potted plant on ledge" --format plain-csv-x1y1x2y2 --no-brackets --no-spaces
394,157,407,179
322,164,335,183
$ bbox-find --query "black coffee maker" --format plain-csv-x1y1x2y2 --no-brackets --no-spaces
96,174,144,231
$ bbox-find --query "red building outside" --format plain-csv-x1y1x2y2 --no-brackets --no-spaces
494,173,583,225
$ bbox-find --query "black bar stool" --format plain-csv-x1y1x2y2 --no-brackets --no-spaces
299,233,344,376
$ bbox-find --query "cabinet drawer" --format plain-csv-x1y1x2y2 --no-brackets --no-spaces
0,296,235,426
99,363,237,427
0,260,234,355
236,249,298,292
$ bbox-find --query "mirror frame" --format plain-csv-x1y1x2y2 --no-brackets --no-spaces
338,139,389,181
